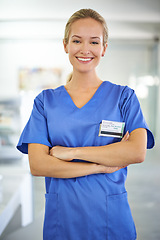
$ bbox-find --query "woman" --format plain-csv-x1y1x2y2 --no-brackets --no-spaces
17,9,154,240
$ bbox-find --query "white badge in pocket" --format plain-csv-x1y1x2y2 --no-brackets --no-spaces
99,120,125,138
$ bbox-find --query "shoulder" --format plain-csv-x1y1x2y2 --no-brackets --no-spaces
103,80,134,96
102,81,137,109
35,85,65,102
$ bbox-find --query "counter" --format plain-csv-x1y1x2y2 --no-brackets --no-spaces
0,159,33,237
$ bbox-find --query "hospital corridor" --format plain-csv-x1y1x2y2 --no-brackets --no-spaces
0,0,160,239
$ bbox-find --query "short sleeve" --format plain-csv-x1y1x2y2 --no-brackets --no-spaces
119,86,154,149
17,91,52,154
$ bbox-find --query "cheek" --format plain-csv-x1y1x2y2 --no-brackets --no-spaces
68,43,79,54
68,55,74,66
93,46,104,56
99,46,105,56
68,50,77,66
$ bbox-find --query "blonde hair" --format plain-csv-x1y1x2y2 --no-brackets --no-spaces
64,9,108,82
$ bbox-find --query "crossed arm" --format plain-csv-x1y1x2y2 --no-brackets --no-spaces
28,128,147,178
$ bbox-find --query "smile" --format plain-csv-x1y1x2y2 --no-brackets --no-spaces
76,57,93,62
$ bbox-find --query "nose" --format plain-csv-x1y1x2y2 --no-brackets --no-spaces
80,43,90,55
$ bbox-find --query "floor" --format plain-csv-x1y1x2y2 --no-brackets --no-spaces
28,146,160,239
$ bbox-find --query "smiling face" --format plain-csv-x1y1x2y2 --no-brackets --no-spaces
64,18,107,74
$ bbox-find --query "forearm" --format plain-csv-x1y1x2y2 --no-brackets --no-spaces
74,142,141,167
28,143,104,178
74,129,147,167
35,158,100,179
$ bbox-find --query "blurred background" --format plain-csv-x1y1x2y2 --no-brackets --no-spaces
0,0,160,239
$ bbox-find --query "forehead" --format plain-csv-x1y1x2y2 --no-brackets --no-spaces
69,18,103,38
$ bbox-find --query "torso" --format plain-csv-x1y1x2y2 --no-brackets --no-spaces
43,81,137,239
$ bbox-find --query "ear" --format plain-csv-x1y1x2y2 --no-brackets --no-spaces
102,43,108,57
63,39,68,54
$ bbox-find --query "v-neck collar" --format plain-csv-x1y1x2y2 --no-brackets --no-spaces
62,81,105,110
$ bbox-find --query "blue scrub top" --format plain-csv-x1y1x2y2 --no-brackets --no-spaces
17,81,154,240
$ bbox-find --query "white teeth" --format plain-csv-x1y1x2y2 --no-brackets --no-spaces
77,57,92,62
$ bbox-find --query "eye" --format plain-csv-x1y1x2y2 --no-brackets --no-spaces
73,40,80,44
91,41,99,45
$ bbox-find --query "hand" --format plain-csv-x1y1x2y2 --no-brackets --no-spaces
50,146,74,161
99,164,127,174
100,165,121,173
121,131,129,142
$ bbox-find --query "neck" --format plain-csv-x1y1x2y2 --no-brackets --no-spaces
67,70,102,90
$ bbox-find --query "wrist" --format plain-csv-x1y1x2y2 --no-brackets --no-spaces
64,147,76,161
96,164,105,174
72,147,81,159
92,163,103,174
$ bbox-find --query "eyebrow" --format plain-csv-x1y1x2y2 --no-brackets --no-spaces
71,35,81,38
71,35,101,40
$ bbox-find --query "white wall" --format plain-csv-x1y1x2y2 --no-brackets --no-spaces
97,40,152,85
156,42,160,145
0,39,71,98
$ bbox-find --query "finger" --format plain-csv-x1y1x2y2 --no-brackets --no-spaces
121,165,128,169
104,166,121,173
124,131,129,139
121,131,129,142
